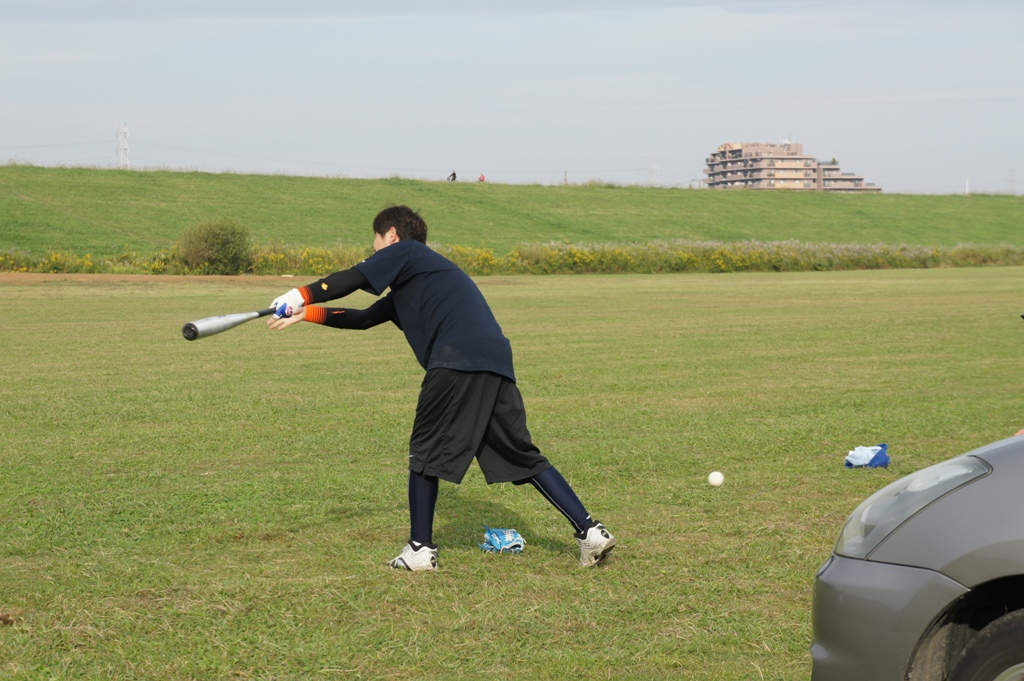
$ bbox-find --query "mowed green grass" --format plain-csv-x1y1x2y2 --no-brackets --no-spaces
1,165,1022,258
1,268,1023,679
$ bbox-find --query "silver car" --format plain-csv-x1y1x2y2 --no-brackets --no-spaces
812,435,1024,681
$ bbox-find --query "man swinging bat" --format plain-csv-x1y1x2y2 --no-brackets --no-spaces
266,205,616,571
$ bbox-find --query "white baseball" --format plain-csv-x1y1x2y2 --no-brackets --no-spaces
707,471,724,487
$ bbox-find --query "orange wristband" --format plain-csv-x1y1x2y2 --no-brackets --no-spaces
305,306,327,324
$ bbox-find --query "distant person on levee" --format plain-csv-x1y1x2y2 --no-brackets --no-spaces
266,205,615,571
447,171,457,182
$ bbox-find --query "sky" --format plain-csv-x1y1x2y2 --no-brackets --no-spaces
1,0,1022,194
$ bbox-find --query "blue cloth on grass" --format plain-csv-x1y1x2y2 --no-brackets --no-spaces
479,525,526,553
845,444,890,468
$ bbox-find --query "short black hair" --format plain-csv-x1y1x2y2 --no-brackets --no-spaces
373,205,427,244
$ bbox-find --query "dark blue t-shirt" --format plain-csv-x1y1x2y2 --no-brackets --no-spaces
354,240,515,381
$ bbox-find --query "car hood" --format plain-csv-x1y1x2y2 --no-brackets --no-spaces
866,435,1024,587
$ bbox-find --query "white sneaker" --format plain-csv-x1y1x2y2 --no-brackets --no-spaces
576,523,616,567
388,542,438,571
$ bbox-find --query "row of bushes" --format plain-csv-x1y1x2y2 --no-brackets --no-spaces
489,241,1024,274
0,244,371,277
3,219,1023,276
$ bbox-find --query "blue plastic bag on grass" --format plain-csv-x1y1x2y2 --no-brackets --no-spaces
845,443,889,468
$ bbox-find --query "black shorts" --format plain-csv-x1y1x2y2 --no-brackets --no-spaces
409,368,551,484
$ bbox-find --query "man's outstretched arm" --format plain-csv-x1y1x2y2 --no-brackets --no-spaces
268,295,397,332
306,296,398,330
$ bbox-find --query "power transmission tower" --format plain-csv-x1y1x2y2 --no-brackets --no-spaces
645,157,662,187
116,122,130,169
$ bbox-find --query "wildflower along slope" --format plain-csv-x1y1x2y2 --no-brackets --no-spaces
445,241,1024,275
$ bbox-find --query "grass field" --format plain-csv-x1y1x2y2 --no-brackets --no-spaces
2,165,1022,258
2,268,1022,679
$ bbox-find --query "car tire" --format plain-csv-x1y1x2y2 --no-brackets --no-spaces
949,609,1024,681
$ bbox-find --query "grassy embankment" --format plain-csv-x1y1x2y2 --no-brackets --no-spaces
0,165,1021,275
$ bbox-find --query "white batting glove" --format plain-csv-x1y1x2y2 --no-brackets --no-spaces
271,288,305,318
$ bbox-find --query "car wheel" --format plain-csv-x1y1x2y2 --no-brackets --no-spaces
949,609,1024,681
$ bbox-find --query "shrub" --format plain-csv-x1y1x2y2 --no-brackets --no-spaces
174,218,253,275
0,250,34,272
433,245,500,275
250,242,368,276
38,251,96,274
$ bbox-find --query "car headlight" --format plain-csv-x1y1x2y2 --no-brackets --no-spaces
835,456,990,559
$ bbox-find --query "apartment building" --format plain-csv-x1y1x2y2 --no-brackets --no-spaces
704,142,881,192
